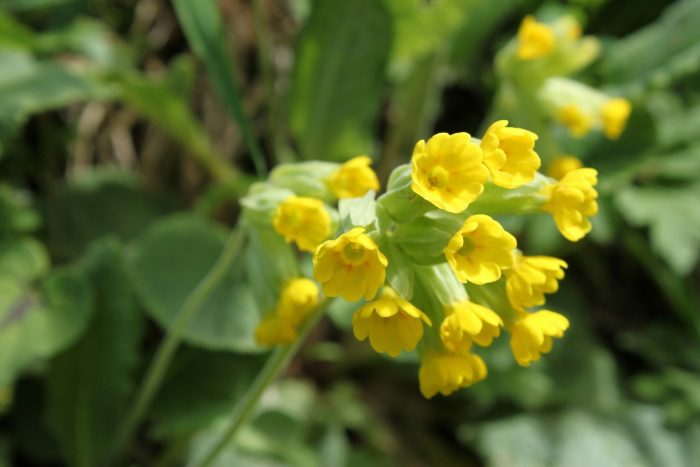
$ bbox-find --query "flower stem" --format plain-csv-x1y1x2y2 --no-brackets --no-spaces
107,227,247,466
187,302,327,467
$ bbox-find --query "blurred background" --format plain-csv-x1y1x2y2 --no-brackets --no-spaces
1,0,700,466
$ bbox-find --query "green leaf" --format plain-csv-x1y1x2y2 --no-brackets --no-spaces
378,240,414,299
338,190,377,230
289,0,391,161
615,184,700,275
599,0,700,93
149,346,266,438
0,267,91,386
0,50,109,155
46,169,175,261
46,239,144,467
171,0,266,175
188,380,319,467
0,237,49,281
127,214,262,352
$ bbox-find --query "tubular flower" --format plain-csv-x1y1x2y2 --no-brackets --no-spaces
541,168,598,242
557,103,591,137
255,315,297,346
326,155,380,199
352,287,432,357
601,98,631,140
517,15,555,60
313,227,388,301
481,120,541,189
410,132,489,213
419,351,487,399
440,300,503,352
444,214,516,284
505,252,567,310
273,196,331,252
548,155,582,180
276,278,320,326
509,310,569,366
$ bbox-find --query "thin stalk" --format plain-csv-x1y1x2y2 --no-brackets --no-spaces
107,227,247,466
188,302,328,467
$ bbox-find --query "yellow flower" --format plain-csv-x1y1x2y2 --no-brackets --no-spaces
273,196,332,252
440,300,503,352
444,214,516,284
548,155,582,180
505,252,567,310
326,155,380,199
411,132,489,213
601,98,631,140
352,287,432,357
541,168,598,242
418,351,487,399
557,103,592,137
509,310,569,366
276,278,320,326
313,227,388,301
255,315,297,345
517,15,555,60
481,120,541,189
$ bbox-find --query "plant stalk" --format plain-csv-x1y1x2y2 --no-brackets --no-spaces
188,302,327,467
107,227,247,466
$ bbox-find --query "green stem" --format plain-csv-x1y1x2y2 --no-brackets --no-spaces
107,227,247,466
188,302,328,467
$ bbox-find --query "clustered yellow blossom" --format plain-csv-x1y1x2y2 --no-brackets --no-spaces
326,155,380,199
601,98,632,140
517,15,555,60
255,278,320,346
548,155,583,180
313,227,388,301
542,168,599,241
444,214,516,284
352,287,432,357
273,195,331,252
410,132,489,213
481,120,541,189
248,110,593,399
439,300,503,352
505,252,567,310
509,310,570,366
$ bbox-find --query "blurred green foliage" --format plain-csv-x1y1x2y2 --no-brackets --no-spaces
0,0,699,466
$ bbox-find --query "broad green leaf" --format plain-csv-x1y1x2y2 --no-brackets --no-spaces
599,0,700,93
0,268,91,386
171,0,266,175
289,0,391,161
188,380,319,467
46,170,175,261
47,240,144,467
127,214,262,352
149,346,266,438
472,409,690,467
0,237,48,281
615,184,700,275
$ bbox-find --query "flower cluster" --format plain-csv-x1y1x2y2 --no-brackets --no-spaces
495,14,632,181
238,114,598,399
